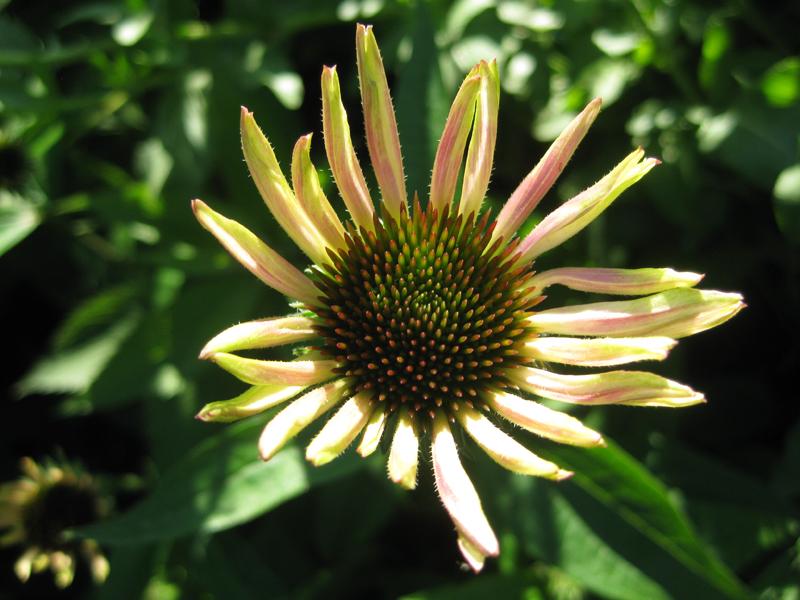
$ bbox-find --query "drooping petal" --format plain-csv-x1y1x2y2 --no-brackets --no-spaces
522,335,676,367
357,407,388,457
209,352,337,386
259,378,349,461
509,366,705,407
527,288,745,339
321,65,375,231
14,547,37,582
455,406,572,479
191,199,320,306
529,267,703,296
493,98,602,244
431,412,499,563
356,24,406,220
459,60,499,217
291,134,346,250
387,411,419,489
306,392,374,466
489,391,604,447
517,148,659,262
199,315,317,358
458,534,488,573
240,108,331,265
195,383,306,422
429,67,481,212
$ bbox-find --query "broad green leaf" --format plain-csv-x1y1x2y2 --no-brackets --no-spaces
16,312,140,397
538,439,749,599
53,284,140,350
73,420,363,545
504,476,670,600
648,436,799,571
188,534,287,599
0,191,40,257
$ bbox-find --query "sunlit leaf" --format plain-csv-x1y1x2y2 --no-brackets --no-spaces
0,191,40,257
762,57,800,108
538,439,750,599
17,312,140,397
73,421,363,545
773,163,800,243
112,12,154,47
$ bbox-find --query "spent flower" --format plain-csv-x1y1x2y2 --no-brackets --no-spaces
193,24,744,571
0,456,110,588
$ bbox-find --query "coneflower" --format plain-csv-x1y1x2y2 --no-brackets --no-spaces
193,24,743,571
0,457,110,588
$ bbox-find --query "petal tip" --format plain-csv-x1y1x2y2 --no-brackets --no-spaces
556,469,574,481
190,198,206,214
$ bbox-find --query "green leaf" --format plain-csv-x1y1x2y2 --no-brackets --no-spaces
16,311,140,397
773,163,800,244
112,11,154,47
539,439,749,599
648,436,799,571
0,191,41,257
395,3,449,199
53,284,140,350
762,57,800,108
504,476,671,600
402,571,544,600
73,420,363,545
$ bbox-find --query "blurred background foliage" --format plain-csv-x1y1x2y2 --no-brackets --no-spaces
1,0,798,598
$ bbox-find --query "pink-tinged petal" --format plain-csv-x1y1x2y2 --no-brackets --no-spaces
357,407,388,457
196,383,306,422
291,134,346,250
356,24,406,220
240,108,331,265
517,148,659,262
432,412,499,560
459,60,500,217
388,411,419,489
522,335,677,367
14,547,37,582
527,288,745,339
208,352,337,386
458,534,487,573
321,66,375,231
530,267,703,296
509,366,706,408
489,391,605,447
306,392,374,466
493,98,602,244
429,68,481,212
455,406,572,479
191,199,320,306
199,315,317,358
259,379,349,461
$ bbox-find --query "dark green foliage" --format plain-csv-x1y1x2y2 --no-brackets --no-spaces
1,0,797,598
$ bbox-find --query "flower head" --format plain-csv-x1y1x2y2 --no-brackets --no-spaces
0,456,110,588
193,24,743,572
